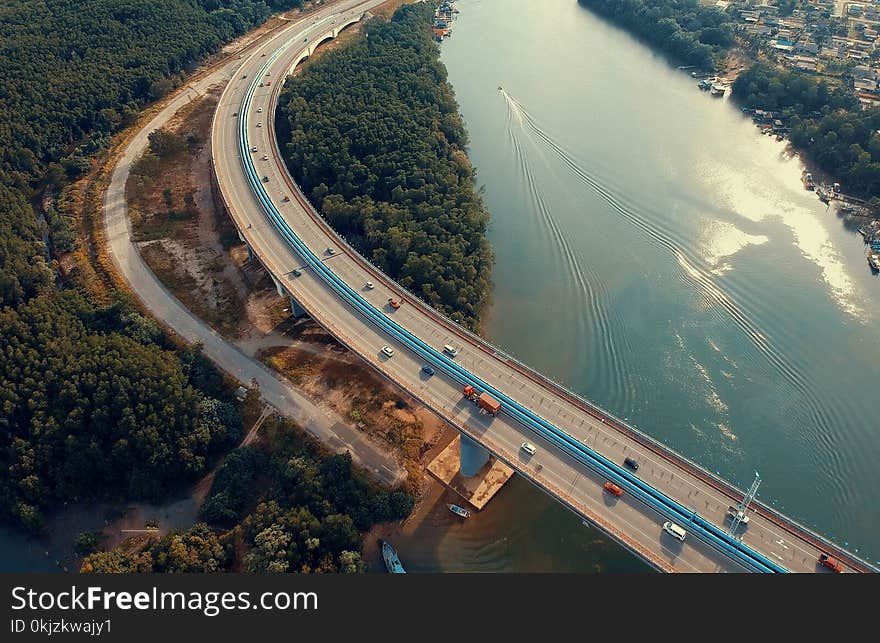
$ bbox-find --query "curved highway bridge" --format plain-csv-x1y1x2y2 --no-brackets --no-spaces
211,0,876,573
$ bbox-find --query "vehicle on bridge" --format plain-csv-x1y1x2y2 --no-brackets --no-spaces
663,521,687,542
726,505,750,526
381,346,395,358
624,456,639,471
364,281,374,290
388,298,401,309
604,482,623,497
819,553,842,572
463,385,501,415
521,441,537,456
442,344,459,357
421,364,435,377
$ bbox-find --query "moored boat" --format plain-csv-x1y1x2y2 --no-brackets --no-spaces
868,253,880,273
448,503,471,518
801,170,815,190
381,540,406,573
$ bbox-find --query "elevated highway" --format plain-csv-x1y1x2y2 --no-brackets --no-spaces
211,0,876,573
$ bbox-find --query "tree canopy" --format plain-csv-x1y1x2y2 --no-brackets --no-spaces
0,0,307,531
733,63,880,198
278,3,493,327
577,0,735,71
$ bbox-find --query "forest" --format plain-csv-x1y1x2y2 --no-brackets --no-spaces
577,0,735,72
733,64,880,198
277,3,493,328
0,0,305,531
81,419,413,573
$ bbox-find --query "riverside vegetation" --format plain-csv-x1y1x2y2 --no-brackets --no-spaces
577,0,880,204
277,2,493,329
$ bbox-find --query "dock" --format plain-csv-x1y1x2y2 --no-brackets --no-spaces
426,434,515,510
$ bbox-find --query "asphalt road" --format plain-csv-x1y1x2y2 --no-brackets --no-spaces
102,3,405,487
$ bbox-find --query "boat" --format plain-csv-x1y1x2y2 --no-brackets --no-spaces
710,83,726,97
801,170,815,190
448,503,471,518
867,253,880,273
817,186,830,203
776,133,784,141
381,540,406,573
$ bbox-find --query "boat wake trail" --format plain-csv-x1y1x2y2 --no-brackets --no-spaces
500,90,825,425
502,89,635,409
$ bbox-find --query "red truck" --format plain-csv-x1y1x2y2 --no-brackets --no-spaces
819,553,842,572
463,385,501,416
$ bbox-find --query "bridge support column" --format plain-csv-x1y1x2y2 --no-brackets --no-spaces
459,434,490,477
288,295,307,319
270,274,285,298
246,243,254,263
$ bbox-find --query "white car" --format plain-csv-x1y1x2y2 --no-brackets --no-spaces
257,107,263,113
381,346,395,358
250,146,257,152
262,155,269,161
365,281,375,290
326,247,336,255
662,521,687,542
256,122,262,127
521,442,536,456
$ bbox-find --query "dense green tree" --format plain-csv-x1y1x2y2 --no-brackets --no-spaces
278,4,493,327
577,0,734,71
733,64,880,198
148,523,229,572
1,0,307,531
200,446,266,526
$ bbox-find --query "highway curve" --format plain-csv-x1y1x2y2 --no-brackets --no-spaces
102,2,406,487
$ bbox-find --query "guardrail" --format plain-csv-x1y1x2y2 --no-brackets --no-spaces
235,38,788,573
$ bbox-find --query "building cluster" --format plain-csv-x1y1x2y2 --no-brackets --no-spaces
729,1,880,107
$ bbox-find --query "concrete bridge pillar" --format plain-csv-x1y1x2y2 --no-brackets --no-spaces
246,243,254,263
459,434,490,477
288,295,308,319
270,274,285,298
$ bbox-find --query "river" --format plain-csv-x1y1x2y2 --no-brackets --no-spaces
382,0,880,571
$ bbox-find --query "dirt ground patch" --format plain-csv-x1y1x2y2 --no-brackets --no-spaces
371,0,416,20
260,318,449,489
126,88,288,338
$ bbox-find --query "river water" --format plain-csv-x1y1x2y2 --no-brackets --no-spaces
385,0,880,571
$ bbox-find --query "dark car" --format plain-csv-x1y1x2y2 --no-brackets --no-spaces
421,364,435,377
291,268,302,277
624,457,639,471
